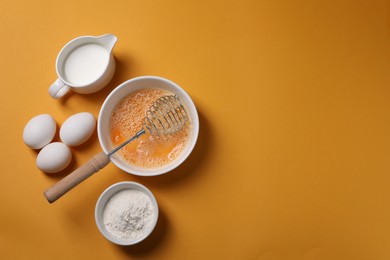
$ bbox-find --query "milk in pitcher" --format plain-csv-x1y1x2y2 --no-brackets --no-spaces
62,44,108,85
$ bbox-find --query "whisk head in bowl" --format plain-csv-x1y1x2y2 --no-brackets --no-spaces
108,95,189,156
144,95,188,135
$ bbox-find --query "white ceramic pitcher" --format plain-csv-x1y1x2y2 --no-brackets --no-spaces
49,34,117,99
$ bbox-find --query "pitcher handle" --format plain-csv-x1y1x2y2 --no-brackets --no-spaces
49,79,70,99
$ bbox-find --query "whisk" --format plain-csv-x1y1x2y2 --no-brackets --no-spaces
44,95,188,203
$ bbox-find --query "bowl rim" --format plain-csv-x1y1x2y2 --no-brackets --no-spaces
94,181,159,246
97,75,199,176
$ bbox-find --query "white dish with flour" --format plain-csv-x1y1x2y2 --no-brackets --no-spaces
95,182,159,245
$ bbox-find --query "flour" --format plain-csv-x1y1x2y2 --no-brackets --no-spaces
103,189,154,241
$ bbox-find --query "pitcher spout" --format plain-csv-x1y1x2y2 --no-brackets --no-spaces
97,34,117,52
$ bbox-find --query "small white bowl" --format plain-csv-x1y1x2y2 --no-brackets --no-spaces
95,181,159,246
97,75,199,176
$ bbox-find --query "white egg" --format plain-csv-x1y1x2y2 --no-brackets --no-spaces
36,142,72,173
23,114,56,149
60,112,96,146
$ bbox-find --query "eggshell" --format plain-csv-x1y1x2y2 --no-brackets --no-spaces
23,114,56,149
36,142,72,173
60,112,96,146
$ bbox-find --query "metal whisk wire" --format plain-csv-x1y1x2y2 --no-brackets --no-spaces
107,95,188,156
144,95,188,135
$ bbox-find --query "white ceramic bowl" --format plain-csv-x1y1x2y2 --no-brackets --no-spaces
95,181,159,246
98,76,199,176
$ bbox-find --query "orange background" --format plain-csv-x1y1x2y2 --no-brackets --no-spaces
1,0,390,259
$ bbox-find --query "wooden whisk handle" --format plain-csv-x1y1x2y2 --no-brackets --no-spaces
44,152,110,203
